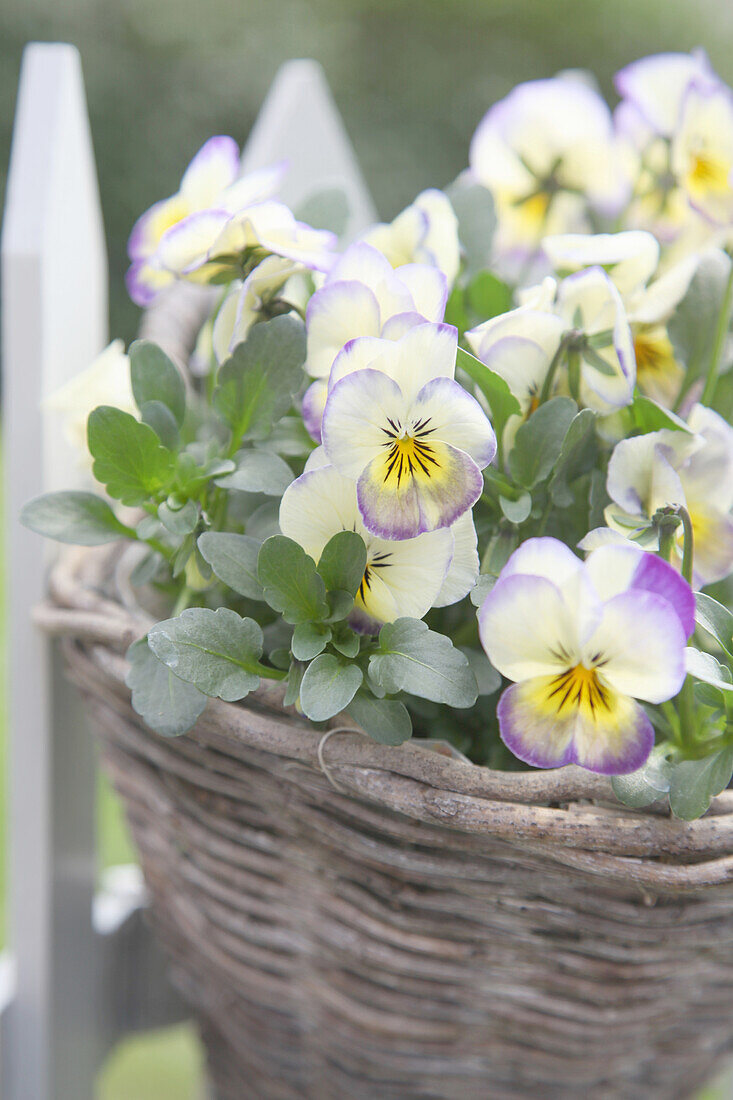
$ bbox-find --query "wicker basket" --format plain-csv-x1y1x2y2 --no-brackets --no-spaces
37,543,733,1100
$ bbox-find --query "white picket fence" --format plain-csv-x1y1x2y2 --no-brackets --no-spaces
0,42,375,1100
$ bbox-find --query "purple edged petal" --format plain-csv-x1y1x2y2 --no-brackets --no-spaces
357,440,483,540
584,543,695,638
306,280,382,379
301,379,328,443
180,136,240,204
497,679,655,774
411,376,496,467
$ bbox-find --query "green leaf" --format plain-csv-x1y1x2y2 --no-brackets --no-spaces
347,692,412,745
197,532,263,601
445,179,496,276
139,400,180,449
612,746,672,809
296,187,349,236
129,340,186,426
291,622,332,661
369,619,478,708
695,593,733,658
631,395,692,435
669,250,732,377
325,590,355,622
148,607,264,701
460,647,502,695
548,408,597,507
317,531,368,598
125,638,206,737
284,660,306,706
158,498,199,536
669,746,733,821
509,396,577,488
469,573,495,608
20,491,132,545
499,492,531,524
299,653,363,722
213,315,306,443
456,346,521,439
685,648,733,692
467,271,512,322
87,406,175,505
214,450,294,495
330,626,360,658
257,535,329,624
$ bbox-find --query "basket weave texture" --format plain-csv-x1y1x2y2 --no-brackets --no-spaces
39,544,733,1100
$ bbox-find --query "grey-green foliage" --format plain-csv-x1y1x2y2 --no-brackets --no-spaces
369,618,478,708
20,491,133,545
213,315,306,444
148,607,265,701
126,638,207,736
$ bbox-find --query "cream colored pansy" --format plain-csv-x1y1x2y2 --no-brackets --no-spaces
279,463,478,633
304,241,448,381
478,538,692,774
46,340,136,461
361,189,460,286
152,199,336,291
127,138,285,305
598,405,733,586
211,256,303,364
469,76,628,260
320,324,496,540
542,231,698,406
672,82,733,227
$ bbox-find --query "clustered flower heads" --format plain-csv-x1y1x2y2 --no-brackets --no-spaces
22,51,733,819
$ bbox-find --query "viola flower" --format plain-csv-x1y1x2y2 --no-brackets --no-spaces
278,463,476,632
304,241,448,380
672,82,733,226
153,200,337,290
542,231,697,406
126,138,285,305
320,325,496,540
615,51,719,138
613,53,731,249
598,405,733,585
211,256,303,363
469,77,627,262
478,538,692,774
360,189,461,286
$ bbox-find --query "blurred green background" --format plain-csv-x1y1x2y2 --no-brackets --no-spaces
3,0,733,1096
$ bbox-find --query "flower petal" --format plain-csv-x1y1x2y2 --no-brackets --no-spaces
585,590,687,703
357,438,483,539
156,209,231,275
306,281,382,379
410,376,496,467
584,544,695,637
433,511,479,607
542,230,659,296
361,527,454,624
478,572,579,681
615,50,718,137
322,368,408,480
395,263,448,322
301,379,328,443
497,677,654,773
179,136,240,207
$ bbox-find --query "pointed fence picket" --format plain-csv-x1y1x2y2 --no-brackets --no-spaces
0,42,375,1100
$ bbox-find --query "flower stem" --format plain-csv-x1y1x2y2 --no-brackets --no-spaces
701,255,733,406
676,505,696,752
172,585,194,617
539,335,569,404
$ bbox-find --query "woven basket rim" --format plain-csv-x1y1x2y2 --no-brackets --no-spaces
37,541,733,892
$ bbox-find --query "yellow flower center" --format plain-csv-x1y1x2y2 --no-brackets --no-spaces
517,191,551,229
543,664,612,720
633,325,675,378
380,417,442,488
357,550,392,605
688,151,731,196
